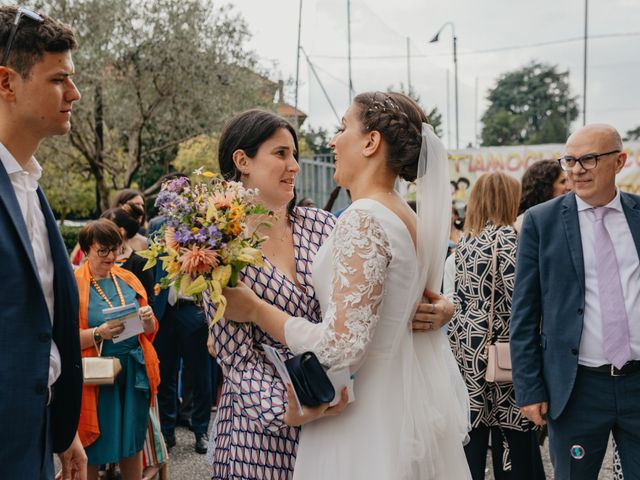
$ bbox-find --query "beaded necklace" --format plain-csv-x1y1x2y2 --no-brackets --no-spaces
90,272,126,308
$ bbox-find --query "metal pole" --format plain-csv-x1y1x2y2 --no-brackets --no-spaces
430,24,458,146
406,37,412,93
583,0,588,126
347,0,353,102
453,34,459,149
446,69,451,149
301,47,341,123
474,76,479,147
294,0,303,130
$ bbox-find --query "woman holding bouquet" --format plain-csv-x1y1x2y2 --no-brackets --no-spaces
205,109,336,479
75,219,160,480
223,92,471,479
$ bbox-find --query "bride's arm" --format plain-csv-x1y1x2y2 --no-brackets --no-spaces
288,209,391,369
223,285,290,343
224,208,392,370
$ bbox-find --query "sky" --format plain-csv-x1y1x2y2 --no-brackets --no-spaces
220,0,640,148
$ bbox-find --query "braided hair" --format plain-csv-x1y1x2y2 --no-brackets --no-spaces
352,92,428,182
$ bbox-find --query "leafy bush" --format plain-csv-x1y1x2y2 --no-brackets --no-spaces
59,225,81,254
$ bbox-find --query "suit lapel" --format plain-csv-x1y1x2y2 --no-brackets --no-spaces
0,162,39,276
621,192,640,258
561,192,586,293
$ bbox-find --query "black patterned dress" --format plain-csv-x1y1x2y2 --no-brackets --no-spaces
448,223,532,432
205,207,335,480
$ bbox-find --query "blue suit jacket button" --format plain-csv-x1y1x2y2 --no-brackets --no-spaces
577,308,584,315
35,384,47,395
571,348,578,355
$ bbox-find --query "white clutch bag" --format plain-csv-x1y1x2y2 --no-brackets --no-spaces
82,334,122,385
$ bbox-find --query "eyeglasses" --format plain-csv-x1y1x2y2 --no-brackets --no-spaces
94,246,123,258
1,7,45,67
557,150,621,172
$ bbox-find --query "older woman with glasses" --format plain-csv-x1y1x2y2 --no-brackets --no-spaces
75,219,160,480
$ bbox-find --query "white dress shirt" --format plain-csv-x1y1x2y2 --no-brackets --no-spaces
0,143,60,387
443,252,456,302
576,190,640,367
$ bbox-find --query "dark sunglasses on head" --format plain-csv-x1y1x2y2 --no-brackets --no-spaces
1,7,44,67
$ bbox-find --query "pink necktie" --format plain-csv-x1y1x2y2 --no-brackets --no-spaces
592,207,631,369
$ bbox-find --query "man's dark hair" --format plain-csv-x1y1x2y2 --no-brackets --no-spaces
0,6,77,78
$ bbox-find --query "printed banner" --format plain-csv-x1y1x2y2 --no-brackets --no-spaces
449,142,640,205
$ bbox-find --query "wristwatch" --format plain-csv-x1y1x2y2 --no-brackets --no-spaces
93,327,103,343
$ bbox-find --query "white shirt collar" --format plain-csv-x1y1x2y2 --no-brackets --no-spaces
0,142,42,182
575,189,623,213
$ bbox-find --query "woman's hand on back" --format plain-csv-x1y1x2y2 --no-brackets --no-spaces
412,288,454,332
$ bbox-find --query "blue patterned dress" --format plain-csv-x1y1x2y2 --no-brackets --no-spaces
206,207,335,480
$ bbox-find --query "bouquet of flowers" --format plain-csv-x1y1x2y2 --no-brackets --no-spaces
139,169,271,325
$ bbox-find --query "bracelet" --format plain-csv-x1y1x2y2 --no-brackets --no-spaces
92,327,103,343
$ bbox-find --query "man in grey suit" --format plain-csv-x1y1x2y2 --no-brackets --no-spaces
0,6,85,479
511,124,640,479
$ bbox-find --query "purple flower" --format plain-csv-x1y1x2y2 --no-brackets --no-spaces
206,225,222,248
166,217,180,229
163,176,190,193
174,225,195,245
155,189,191,219
193,225,222,248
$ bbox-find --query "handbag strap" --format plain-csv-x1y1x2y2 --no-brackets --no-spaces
92,329,103,357
488,229,500,345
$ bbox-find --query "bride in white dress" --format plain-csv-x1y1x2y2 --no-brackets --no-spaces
223,92,471,479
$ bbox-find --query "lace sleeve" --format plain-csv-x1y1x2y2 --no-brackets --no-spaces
285,208,392,370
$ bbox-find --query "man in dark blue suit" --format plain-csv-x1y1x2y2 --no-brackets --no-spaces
511,124,640,479
151,219,212,454
0,6,85,479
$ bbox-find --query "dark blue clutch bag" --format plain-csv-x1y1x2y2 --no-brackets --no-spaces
284,351,335,407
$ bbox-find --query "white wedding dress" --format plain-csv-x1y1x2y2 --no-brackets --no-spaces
285,198,471,480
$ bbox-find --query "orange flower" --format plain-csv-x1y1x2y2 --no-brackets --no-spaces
228,203,245,222
225,220,243,236
153,283,161,296
178,245,220,276
165,227,179,250
211,191,235,210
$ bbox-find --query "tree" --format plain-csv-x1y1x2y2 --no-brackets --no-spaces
299,126,332,156
481,62,579,146
625,126,640,141
387,83,443,137
38,0,273,212
38,141,95,224
173,135,220,175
